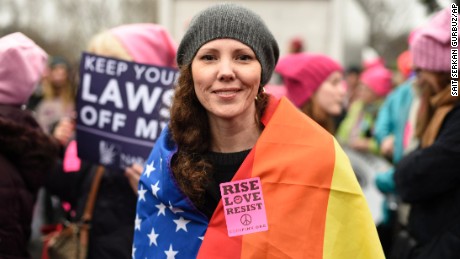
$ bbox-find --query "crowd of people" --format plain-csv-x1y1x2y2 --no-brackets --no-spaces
0,3,458,259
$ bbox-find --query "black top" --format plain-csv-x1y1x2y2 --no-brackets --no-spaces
394,103,460,258
200,149,251,219
0,105,58,258
45,160,137,259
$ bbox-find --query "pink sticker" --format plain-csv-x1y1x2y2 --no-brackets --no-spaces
219,177,268,237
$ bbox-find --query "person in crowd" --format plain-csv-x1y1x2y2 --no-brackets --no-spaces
337,64,393,154
0,32,59,259
44,23,177,258
274,53,346,133
287,36,306,53
344,65,362,107
133,3,384,258
28,56,75,111
392,7,460,258
34,56,75,134
373,49,420,256
28,56,77,257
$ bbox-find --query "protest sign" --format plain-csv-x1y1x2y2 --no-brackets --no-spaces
76,52,178,169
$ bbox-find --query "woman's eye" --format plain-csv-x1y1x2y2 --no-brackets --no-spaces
200,55,215,61
332,79,341,86
238,55,253,61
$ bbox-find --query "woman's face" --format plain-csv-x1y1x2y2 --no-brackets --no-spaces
191,39,261,122
313,71,346,116
50,64,69,87
356,82,379,105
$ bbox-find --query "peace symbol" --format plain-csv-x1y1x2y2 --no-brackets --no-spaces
240,214,252,226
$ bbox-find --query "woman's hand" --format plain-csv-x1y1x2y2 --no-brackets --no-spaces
380,135,394,159
53,117,75,146
124,163,144,194
350,138,371,152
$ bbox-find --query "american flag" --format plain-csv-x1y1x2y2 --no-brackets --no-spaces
133,128,209,259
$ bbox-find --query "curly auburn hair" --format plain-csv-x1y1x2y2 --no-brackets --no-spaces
169,65,269,205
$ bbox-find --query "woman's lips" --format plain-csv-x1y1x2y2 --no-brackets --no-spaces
213,89,241,97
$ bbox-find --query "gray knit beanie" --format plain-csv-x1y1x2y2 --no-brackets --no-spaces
177,3,279,87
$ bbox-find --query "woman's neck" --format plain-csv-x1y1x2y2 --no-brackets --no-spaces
208,116,261,153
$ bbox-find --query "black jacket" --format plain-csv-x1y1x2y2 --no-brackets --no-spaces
0,105,58,258
394,103,460,258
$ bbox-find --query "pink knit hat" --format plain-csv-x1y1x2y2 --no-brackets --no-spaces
363,57,385,70
410,7,454,72
110,23,178,67
360,65,393,97
0,32,48,105
275,53,342,107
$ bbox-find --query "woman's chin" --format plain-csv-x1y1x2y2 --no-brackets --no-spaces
326,106,343,117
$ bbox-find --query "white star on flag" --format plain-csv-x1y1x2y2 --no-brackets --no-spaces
144,161,155,178
198,236,204,240
151,181,160,198
173,216,191,232
138,185,147,202
133,138,210,258
164,244,178,259
147,227,159,246
168,201,184,214
131,245,136,259
156,202,167,216
135,214,142,231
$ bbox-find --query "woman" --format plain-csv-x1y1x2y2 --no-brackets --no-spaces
0,32,59,258
34,56,75,134
274,53,346,133
133,3,383,258
392,7,460,259
44,23,177,258
337,64,393,154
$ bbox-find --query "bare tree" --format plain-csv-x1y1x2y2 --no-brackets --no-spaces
354,0,416,65
0,0,159,65
419,0,442,14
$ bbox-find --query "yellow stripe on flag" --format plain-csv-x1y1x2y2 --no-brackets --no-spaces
323,139,385,259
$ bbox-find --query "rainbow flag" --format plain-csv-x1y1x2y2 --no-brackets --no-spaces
133,97,384,258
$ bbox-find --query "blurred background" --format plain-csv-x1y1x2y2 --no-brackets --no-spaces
1,1,457,258
0,0,456,71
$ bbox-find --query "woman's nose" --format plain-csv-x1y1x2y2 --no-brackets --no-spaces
217,59,235,81
339,81,347,95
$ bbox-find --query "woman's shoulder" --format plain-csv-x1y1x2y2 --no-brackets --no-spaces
153,126,177,154
0,104,38,126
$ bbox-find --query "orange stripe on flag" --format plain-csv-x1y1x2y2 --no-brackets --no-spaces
241,98,335,258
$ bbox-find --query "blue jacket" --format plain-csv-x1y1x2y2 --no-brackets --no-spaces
374,78,415,195
374,78,415,164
